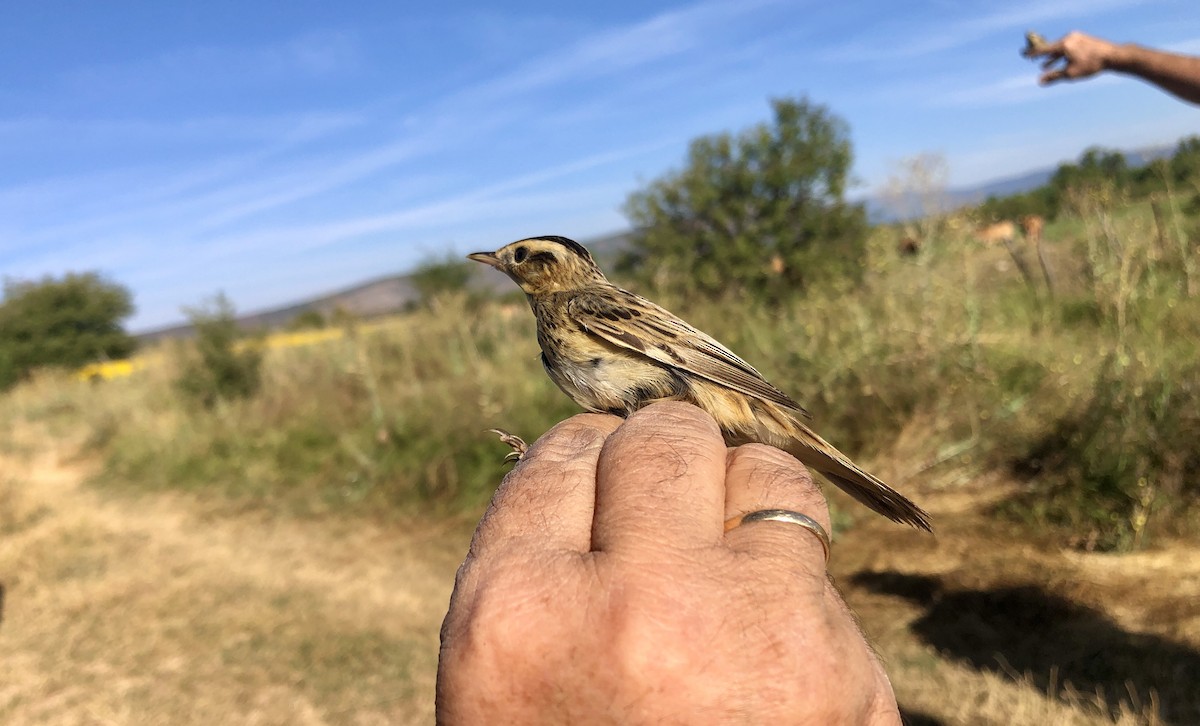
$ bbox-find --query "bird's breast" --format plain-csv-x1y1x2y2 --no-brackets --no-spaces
539,328,686,416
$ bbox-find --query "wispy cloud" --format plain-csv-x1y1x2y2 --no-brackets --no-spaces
929,70,1118,108
6,1,779,273
186,139,677,260
0,111,363,159
454,0,784,102
62,30,363,93
1167,36,1200,54
821,0,1151,62
0,111,371,253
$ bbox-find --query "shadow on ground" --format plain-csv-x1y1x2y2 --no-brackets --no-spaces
853,571,1200,724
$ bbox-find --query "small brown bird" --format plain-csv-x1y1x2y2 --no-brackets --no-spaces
468,236,931,531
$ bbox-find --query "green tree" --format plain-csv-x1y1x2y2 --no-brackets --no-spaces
621,97,868,302
410,254,474,307
0,272,136,388
287,309,327,330
977,186,1058,222
1050,146,1129,197
175,293,262,407
1169,135,1200,183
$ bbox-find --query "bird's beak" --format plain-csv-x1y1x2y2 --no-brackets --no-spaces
467,251,503,270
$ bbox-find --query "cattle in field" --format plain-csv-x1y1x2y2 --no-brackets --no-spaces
898,236,920,256
974,220,1017,247
975,219,1038,292
1020,215,1044,246
1020,214,1054,298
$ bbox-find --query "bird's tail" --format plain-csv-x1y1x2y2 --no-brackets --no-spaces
819,466,932,532
782,423,932,532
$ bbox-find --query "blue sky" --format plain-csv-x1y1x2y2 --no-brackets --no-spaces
2,0,1197,331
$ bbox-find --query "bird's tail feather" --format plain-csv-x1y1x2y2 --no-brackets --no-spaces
782,428,932,532
821,468,932,532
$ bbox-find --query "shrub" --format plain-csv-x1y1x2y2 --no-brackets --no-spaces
175,294,262,408
410,255,475,307
0,272,136,389
621,97,868,303
1001,354,1200,550
287,309,327,330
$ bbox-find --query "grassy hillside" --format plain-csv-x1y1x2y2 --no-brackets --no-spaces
4,189,1200,724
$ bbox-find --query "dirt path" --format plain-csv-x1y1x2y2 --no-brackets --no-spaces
0,437,467,725
3,435,1199,725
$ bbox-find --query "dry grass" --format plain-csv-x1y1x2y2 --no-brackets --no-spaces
0,427,469,725
3,427,1199,724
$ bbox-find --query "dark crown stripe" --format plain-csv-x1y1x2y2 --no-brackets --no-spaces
527,235,593,263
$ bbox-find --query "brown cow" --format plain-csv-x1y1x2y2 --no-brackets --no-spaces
1020,214,1054,298
975,220,1038,292
974,220,1017,247
768,254,786,275
1020,215,1044,246
898,235,920,257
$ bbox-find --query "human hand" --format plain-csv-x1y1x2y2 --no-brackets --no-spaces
436,401,900,724
1033,31,1123,84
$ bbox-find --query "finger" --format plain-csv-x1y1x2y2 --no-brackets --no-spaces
1040,53,1064,71
723,444,831,578
1040,68,1068,85
1035,40,1065,58
591,401,728,554
469,413,622,556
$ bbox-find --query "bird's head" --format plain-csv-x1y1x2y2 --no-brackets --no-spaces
468,236,605,295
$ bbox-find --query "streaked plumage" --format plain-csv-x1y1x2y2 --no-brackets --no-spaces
468,236,931,531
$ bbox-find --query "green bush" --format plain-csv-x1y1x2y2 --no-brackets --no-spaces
287,309,327,330
175,294,263,408
0,272,136,388
410,255,475,308
621,97,867,303
975,135,1200,222
1001,354,1200,550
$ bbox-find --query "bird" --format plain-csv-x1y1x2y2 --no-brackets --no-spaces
467,236,931,531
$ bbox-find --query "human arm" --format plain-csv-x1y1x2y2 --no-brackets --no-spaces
1034,31,1200,105
436,402,900,724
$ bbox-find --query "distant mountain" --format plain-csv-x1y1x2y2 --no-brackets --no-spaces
866,142,1176,222
137,273,419,342
1124,143,1177,167
136,231,636,342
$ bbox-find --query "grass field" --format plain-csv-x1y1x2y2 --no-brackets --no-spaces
2,202,1199,723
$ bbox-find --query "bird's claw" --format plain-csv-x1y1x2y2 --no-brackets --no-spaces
488,428,529,463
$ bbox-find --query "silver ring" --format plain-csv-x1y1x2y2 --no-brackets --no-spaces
724,509,831,564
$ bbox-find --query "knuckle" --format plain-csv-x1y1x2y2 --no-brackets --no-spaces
729,444,818,493
636,400,721,437
732,442,801,470
616,404,724,467
536,416,617,457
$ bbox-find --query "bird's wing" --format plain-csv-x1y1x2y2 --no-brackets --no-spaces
568,289,811,418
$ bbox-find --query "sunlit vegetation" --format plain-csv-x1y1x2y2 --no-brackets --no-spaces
4,103,1200,725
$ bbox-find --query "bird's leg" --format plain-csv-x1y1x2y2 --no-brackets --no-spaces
488,428,529,463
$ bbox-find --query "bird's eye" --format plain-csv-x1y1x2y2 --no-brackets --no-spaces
513,246,528,263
